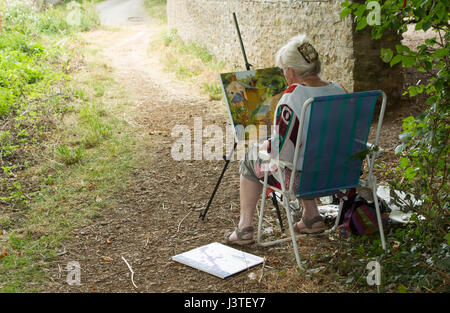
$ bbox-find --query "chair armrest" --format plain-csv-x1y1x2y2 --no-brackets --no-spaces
366,142,384,157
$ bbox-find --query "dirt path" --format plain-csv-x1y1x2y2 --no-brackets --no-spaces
37,18,335,292
38,10,427,292
97,0,153,25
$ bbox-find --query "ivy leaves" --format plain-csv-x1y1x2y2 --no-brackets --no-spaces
340,0,449,292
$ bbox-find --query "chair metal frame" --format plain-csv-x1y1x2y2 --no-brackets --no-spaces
256,91,387,270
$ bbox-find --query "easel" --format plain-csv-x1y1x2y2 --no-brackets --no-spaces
199,13,285,233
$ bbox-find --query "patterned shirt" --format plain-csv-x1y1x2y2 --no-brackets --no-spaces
256,82,347,191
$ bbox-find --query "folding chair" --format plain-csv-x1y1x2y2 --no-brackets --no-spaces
256,90,387,270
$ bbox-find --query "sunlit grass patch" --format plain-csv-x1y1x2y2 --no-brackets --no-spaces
150,27,226,100
55,144,85,165
203,82,223,101
144,0,167,23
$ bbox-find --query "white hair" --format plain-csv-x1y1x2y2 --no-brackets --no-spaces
275,34,321,77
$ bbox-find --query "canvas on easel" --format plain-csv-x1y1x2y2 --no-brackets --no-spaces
219,67,288,142
199,14,287,221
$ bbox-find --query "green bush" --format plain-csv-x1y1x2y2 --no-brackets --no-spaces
0,0,98,205
0,30,59,149
1,0,99,35
38,1,100,34
340,0,449,292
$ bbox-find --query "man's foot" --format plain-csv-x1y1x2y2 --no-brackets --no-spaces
293,215,326,234
224,226,255,245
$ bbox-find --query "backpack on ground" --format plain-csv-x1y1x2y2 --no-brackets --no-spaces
335,188,391,236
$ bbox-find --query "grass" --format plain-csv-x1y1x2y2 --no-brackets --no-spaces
0,44,147,291
39,0,100,35
153,28,226,100
203,82,223,101
55,144,85,165
145,0,226,102
144,0,168,23
0,2,151,292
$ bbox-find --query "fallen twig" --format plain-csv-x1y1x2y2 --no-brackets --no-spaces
258,257,266,284
121,256,138,289
58,264,62,280
57,249,68,256
177,210,193,233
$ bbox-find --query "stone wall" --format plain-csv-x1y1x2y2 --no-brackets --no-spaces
167,0,403,103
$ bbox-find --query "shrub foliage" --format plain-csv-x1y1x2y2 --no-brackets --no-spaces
341,0,449,292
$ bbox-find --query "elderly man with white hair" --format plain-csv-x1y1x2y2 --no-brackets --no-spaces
225,34,347,245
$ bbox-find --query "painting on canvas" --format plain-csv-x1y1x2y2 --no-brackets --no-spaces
219,67,287,141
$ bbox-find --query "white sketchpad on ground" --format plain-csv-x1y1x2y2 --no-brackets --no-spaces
171,242,264,279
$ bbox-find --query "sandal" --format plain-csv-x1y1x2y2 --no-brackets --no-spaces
293,215,327,234
224,226,255,245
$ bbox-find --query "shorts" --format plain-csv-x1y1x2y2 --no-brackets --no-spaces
239,144,262,183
